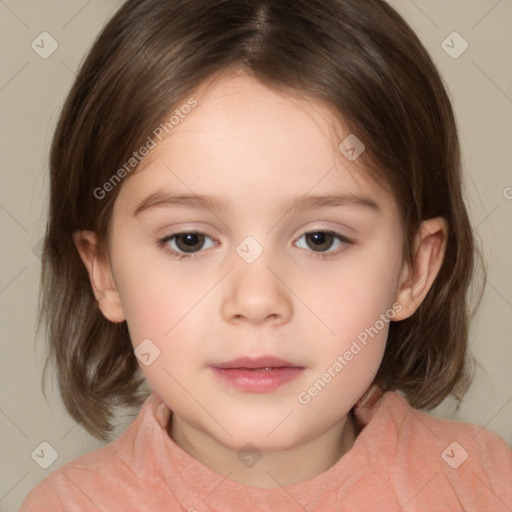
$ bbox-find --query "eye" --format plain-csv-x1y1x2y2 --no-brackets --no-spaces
159,231,217,260
295,230,352,259
158,229,352,261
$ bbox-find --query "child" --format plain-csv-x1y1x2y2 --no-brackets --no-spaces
21,0,511,510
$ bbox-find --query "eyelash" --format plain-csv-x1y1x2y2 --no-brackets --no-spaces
157,230,353,262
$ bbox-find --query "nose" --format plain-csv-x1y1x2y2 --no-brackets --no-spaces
221,256,293,327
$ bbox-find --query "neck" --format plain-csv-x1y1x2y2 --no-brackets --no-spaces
168,411,359,489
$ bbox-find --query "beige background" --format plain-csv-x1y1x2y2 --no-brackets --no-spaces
1,1,511,510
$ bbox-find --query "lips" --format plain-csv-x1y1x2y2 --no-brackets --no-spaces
210,356,304,393
213,356,299,370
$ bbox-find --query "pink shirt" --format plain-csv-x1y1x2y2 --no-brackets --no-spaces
20,386,512,511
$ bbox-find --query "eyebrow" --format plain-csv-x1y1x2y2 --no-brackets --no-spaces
134,190,380,217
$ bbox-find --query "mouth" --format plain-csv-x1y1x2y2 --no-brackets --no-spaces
210,356,305,393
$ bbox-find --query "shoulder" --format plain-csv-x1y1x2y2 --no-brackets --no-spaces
19,441,137,512
365,391,512,508
19,393,163,512
382,391,511,455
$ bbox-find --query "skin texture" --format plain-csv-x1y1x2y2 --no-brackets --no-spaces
75,71,447,488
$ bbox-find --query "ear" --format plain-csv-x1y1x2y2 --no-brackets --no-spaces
393,217,448,321
73,230,126,323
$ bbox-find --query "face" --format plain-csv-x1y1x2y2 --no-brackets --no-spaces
104,72,407,453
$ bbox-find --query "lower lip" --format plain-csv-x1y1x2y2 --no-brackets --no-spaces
210,367,304,393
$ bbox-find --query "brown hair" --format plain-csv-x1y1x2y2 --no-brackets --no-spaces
41,0,482,440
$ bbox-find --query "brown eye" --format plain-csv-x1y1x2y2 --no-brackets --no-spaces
304,232,334,252
295,230,352,259
174,233,205,253
160,231,217,257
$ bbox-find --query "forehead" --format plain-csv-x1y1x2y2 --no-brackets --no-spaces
170,71,346,164
119,71,397,216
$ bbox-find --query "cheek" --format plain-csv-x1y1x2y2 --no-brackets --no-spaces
114,263,207,398
307,247,402,339
295,260,398,413
112,242,209,344
302,246,402,400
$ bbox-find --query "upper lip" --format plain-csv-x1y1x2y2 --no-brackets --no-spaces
212,356,301,369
